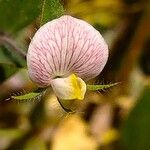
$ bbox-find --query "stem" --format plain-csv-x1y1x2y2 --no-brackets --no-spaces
0,35,26,60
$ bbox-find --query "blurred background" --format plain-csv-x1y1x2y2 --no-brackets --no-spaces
0,0,150,149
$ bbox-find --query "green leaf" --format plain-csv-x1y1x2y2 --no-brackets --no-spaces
0,128,24,150
0,46,26,83
0,63,18,83
11,92,41,101
87,83,118,91
0,0,41,33
0,128,24,139
121,86,150,150
0,46,26,67
40,0,64,25
0,0,64,33
23,137,47,150
57,98,75,113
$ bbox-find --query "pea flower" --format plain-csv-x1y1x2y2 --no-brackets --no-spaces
27,15,108,101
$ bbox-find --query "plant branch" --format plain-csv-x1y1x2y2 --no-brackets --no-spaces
0,35,26,60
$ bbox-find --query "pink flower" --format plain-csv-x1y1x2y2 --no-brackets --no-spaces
27,15,109,100
27,15,108,87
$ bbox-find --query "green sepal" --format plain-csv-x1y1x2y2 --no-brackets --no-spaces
87,83,119,91
11,92,41,101
57,97,75,113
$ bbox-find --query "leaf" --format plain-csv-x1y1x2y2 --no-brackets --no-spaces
87,83,118,91
0,46,26,83
11,87,46,102
0,46,26,67
0,63,18,83
0,128,23,139
57,98,75,113
0,128,24,150
40,0,64,25
23,137,47,150
11,92,41,101
0,0,41,33
121,86,150,150
0,0,64,33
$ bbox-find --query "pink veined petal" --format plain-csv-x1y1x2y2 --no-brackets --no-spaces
27,15,108,87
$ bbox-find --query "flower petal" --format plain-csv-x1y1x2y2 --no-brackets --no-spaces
27,15,108,86
51,74,86,100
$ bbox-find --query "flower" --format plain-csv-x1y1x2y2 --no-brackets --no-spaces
27,15,108,100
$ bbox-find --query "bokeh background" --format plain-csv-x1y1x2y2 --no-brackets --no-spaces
0,0,150,150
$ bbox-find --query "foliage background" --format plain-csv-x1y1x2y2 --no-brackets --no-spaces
0,0,150,149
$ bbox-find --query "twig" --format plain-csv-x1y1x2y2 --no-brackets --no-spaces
0,35,26,60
